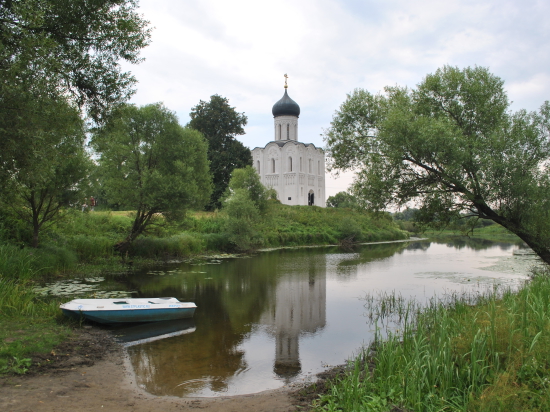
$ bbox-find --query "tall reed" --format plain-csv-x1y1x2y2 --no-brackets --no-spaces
0,244,36,280
0,278,59,318
315,270,550,411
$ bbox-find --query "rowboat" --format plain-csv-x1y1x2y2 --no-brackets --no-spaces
60,297,197,324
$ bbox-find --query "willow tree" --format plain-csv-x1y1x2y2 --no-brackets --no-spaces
0,0,151,242
92,103,212,253
325,66,550,264
2,95,90,247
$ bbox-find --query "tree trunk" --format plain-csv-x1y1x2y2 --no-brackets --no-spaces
32,210,40,248
32,225,40,248
114,209,155,256
496,219,550,266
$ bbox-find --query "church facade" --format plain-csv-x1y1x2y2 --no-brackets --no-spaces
251,80,326,207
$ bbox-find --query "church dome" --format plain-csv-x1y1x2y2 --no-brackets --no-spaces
272,89,300,117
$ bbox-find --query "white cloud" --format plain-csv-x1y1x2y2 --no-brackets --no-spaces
123,0,550,198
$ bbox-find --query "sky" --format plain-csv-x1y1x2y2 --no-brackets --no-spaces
122,0,550,198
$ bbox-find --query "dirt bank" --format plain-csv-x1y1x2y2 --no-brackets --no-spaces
1,327,329,412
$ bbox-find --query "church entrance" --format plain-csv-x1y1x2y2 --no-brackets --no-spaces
308,190,315,206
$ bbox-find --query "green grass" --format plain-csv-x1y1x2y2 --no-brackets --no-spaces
0,278,72,375
314,269,550,411
0,243,37,280
422,222,520,242
2,204,408,279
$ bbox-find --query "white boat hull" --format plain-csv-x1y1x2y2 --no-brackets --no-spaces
60,297,197,324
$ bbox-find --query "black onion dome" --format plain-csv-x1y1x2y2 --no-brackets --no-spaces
272,89,300,117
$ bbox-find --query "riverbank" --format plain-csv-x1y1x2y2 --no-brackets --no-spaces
1,205,408,376
0,326,296,412
2,204,408,279
0,235,544,412
307,267,550,411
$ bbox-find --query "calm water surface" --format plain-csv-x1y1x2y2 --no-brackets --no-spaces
105,238,538,397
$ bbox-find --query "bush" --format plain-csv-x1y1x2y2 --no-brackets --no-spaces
129,234,205,258
336,217,362,241
224,189,264,251
31,245,78,274
66,235,114,261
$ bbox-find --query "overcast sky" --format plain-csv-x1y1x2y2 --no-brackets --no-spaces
123,0,550,198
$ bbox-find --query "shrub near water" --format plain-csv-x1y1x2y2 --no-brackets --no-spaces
316,270,550,412
129,233,205,258
257,204,406,248
0,247,70,375
0,244,36,280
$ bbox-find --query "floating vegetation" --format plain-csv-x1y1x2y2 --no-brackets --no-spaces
84,277,104,283
414,271,508,285
207,253,241,259
146,270,207,276
33,277,133,298
480,253,543,275
322,271,550,412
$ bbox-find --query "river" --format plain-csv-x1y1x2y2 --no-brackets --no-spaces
42,237,541,397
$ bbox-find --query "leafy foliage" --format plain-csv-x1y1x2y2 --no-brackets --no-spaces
224,189,263,251
0,0,150,245
325,65,550,263
326,191,358,208
92,103,212,252
226,166,269,213
0,95,90,247
188,95,252,210
0,0,151,122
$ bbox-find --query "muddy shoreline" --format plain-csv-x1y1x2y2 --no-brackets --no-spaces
1,326,334,412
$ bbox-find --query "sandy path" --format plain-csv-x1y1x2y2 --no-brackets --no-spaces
1,328,296,412
1,352,295,412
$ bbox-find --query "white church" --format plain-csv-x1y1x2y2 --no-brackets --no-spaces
251,77,326,207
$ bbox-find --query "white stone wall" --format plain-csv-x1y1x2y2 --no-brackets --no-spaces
252,141,325,207
259,260,327,377
273,115,299,141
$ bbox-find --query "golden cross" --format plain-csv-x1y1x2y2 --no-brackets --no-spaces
284,73,288,88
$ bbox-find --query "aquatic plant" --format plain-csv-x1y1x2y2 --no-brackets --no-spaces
315,269,550,411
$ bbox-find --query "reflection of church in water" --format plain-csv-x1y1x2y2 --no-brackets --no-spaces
260,259,326,379
251,75,326,207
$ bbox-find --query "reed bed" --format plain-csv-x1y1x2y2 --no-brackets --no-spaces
0,244,36,280
315,270,550,411
0,278,60,318
0,277,69,374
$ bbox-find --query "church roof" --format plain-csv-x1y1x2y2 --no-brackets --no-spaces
251,140,324,151
272,89,300,117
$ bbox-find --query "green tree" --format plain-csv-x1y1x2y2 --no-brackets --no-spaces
226,166,269,213
223,189,263,251
325,66,550,264
1,95,90,247
188,95,252,210
0,0,150,242
0,0,150,122
326,191,358,208
92,103,212,253
0,0,150,184
392,208,419,221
